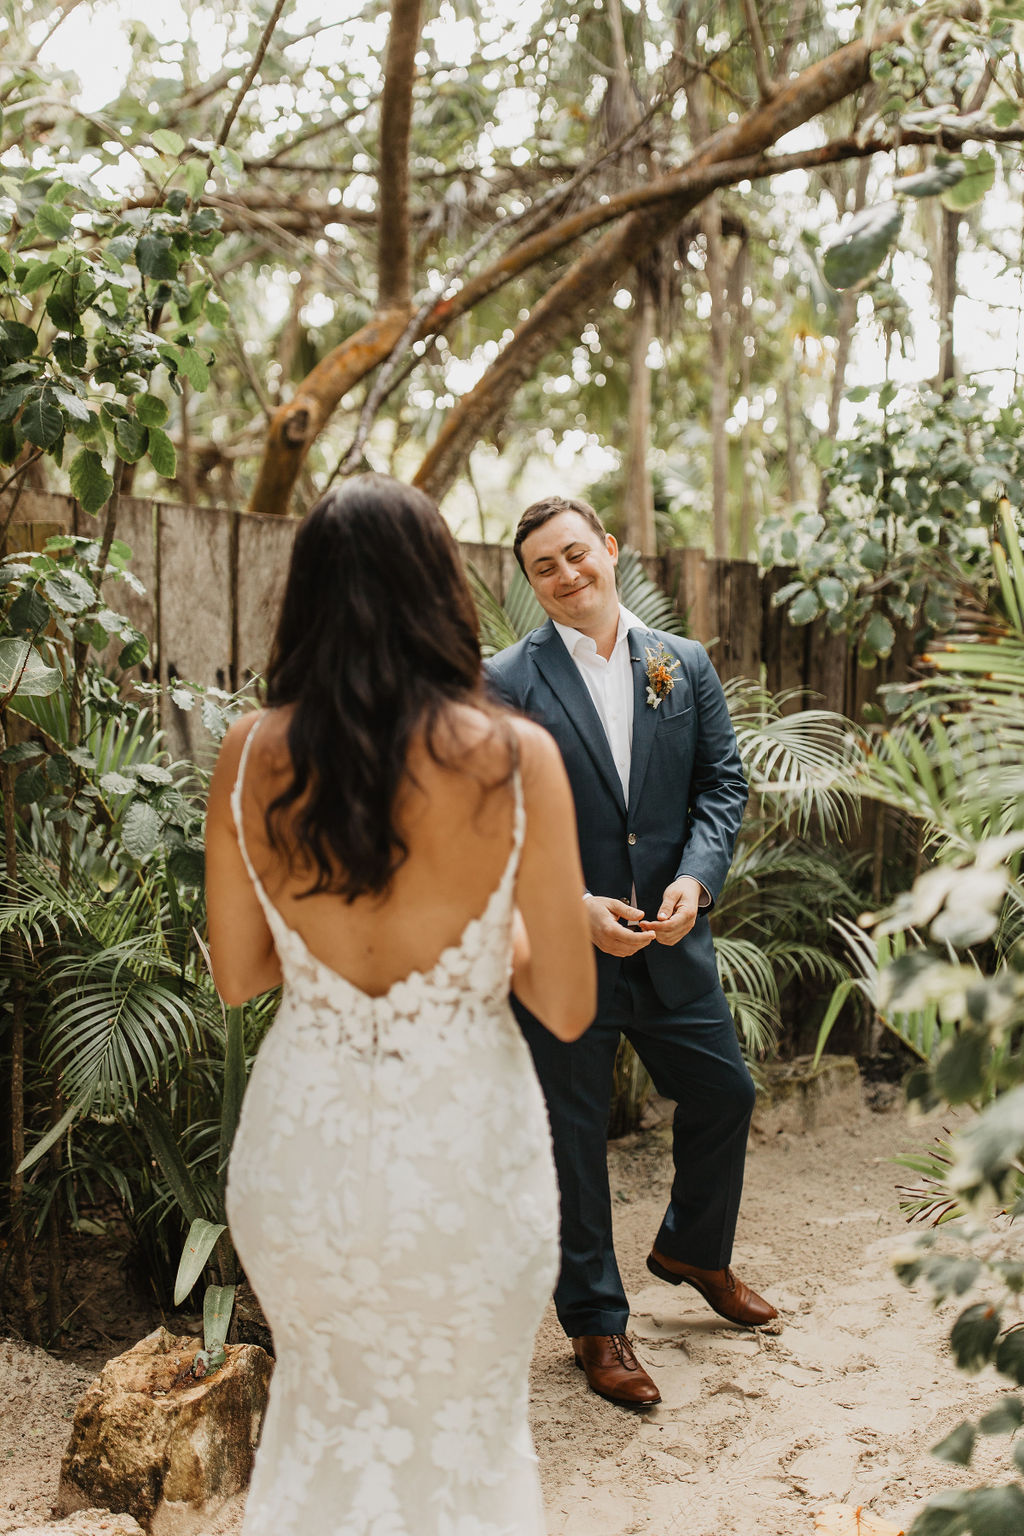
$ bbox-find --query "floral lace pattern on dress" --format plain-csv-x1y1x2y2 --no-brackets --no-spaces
225,720,558,1536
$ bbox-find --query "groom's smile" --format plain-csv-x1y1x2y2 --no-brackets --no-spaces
520,509,620,643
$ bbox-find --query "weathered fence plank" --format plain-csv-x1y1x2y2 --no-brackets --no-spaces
157,503,234,761
236,513,298,687
1,490,916,736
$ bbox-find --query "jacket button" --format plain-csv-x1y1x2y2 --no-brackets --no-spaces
627,833,637,845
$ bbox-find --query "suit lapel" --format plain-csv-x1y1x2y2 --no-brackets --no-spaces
627,627,659,809
530,622,626,812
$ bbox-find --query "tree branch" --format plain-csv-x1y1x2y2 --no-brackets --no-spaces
214,0,289,152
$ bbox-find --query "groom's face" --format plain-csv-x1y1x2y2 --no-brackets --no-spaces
520,510,620,636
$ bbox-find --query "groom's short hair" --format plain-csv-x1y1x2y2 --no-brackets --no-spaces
513,496,606,572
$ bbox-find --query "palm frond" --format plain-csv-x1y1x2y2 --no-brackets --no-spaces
616,548,687,636
725,677,861,838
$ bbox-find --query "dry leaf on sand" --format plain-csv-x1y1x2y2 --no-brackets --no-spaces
815,1505,906,1536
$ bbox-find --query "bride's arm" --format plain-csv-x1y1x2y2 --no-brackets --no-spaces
205,715,284,1006
512,720,596,1041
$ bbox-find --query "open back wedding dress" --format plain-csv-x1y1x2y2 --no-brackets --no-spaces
225,722,559,1536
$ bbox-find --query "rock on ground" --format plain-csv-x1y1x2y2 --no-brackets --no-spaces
57,1329,271,1536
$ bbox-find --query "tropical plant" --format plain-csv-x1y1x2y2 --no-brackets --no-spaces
813,503,1024,1536
0,531,253,1342
762,388,1024,667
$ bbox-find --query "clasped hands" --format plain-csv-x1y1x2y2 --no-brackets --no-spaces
586,877,705,957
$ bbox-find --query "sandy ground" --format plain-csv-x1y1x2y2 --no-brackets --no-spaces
0,1073,1011,1536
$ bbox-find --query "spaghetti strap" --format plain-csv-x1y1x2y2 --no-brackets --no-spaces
229,714,271,907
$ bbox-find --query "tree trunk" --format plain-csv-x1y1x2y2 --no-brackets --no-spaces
377,0,425,310
826,159,870,440
1,714,40,1342
704,192,731,559
937,205,959,386
623,284,657,552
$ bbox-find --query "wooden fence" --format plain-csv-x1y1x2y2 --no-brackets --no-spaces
2,489,913,759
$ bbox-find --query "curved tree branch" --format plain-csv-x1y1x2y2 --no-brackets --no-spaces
412,21,906,503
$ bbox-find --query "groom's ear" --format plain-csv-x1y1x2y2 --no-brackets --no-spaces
605,533,619,563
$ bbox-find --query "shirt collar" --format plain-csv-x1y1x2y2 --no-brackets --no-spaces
552,604,645,658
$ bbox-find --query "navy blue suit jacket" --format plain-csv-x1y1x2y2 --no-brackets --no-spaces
486,620,748,1013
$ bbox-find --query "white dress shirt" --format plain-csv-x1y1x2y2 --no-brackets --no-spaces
552,604,642,805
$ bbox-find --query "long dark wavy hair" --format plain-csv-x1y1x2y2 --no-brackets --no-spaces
263,474,506,899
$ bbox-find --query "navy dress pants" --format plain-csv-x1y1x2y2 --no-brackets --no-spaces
519,954,756,1338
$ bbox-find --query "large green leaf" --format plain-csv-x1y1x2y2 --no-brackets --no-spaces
894,161,966,200
68,447,114,515
137,1096,204,1224
173,1217,227,1306
0,639,62,699
941,151,995,211
823,202,903,291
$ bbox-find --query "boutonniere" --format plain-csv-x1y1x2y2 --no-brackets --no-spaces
644,643,680,709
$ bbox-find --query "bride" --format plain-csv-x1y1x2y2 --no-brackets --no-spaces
204,474,596,1536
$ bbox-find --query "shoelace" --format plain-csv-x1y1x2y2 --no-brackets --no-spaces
610,1334,640,1371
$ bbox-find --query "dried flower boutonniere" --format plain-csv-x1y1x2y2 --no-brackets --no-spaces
644,643,680,709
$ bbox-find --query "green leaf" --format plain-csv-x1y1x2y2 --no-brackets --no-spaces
995,1327,1024,1385
135,233,177,280
146,426,176,478
941,152,996,212
20,391,63,448
978,1395,1024,1434
816,577,848,613
0,638,62,699
68,447,113,514
122,799,162,860
43,568,95,615
788,588,820,626
863,611,895,658
203,1283,235,1354
0,740,44,765
894,162,966,200
114,414,149,464
175,344,209,391
16,1101,81,1175
136,1096,204,1224
6,585,51,633
151,129,185,157
183,158,208,201
14,764,48,803
934,1029,988,1103
34,201,71,240
173,1218,227,1307
957,1486,1024,1535
950,1302,1002,1373
99,771,136,796
823,202,903,291
118,632,149,669
931,1420,976,1466
135,392,169,427
52,386,91,424
992,99,1020,129
0,321,37,361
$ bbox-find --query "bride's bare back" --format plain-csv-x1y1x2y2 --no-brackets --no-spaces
233,704,522,998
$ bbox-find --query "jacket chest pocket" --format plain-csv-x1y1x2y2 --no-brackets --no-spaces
656,704,694,733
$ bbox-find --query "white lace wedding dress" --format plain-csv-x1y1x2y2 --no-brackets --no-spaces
225,725,559,1536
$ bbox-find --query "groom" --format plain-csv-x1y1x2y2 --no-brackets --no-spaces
486,495,776,1408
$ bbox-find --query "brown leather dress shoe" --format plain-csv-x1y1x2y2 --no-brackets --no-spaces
646,1246,778,1327
572,1333,661,1406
